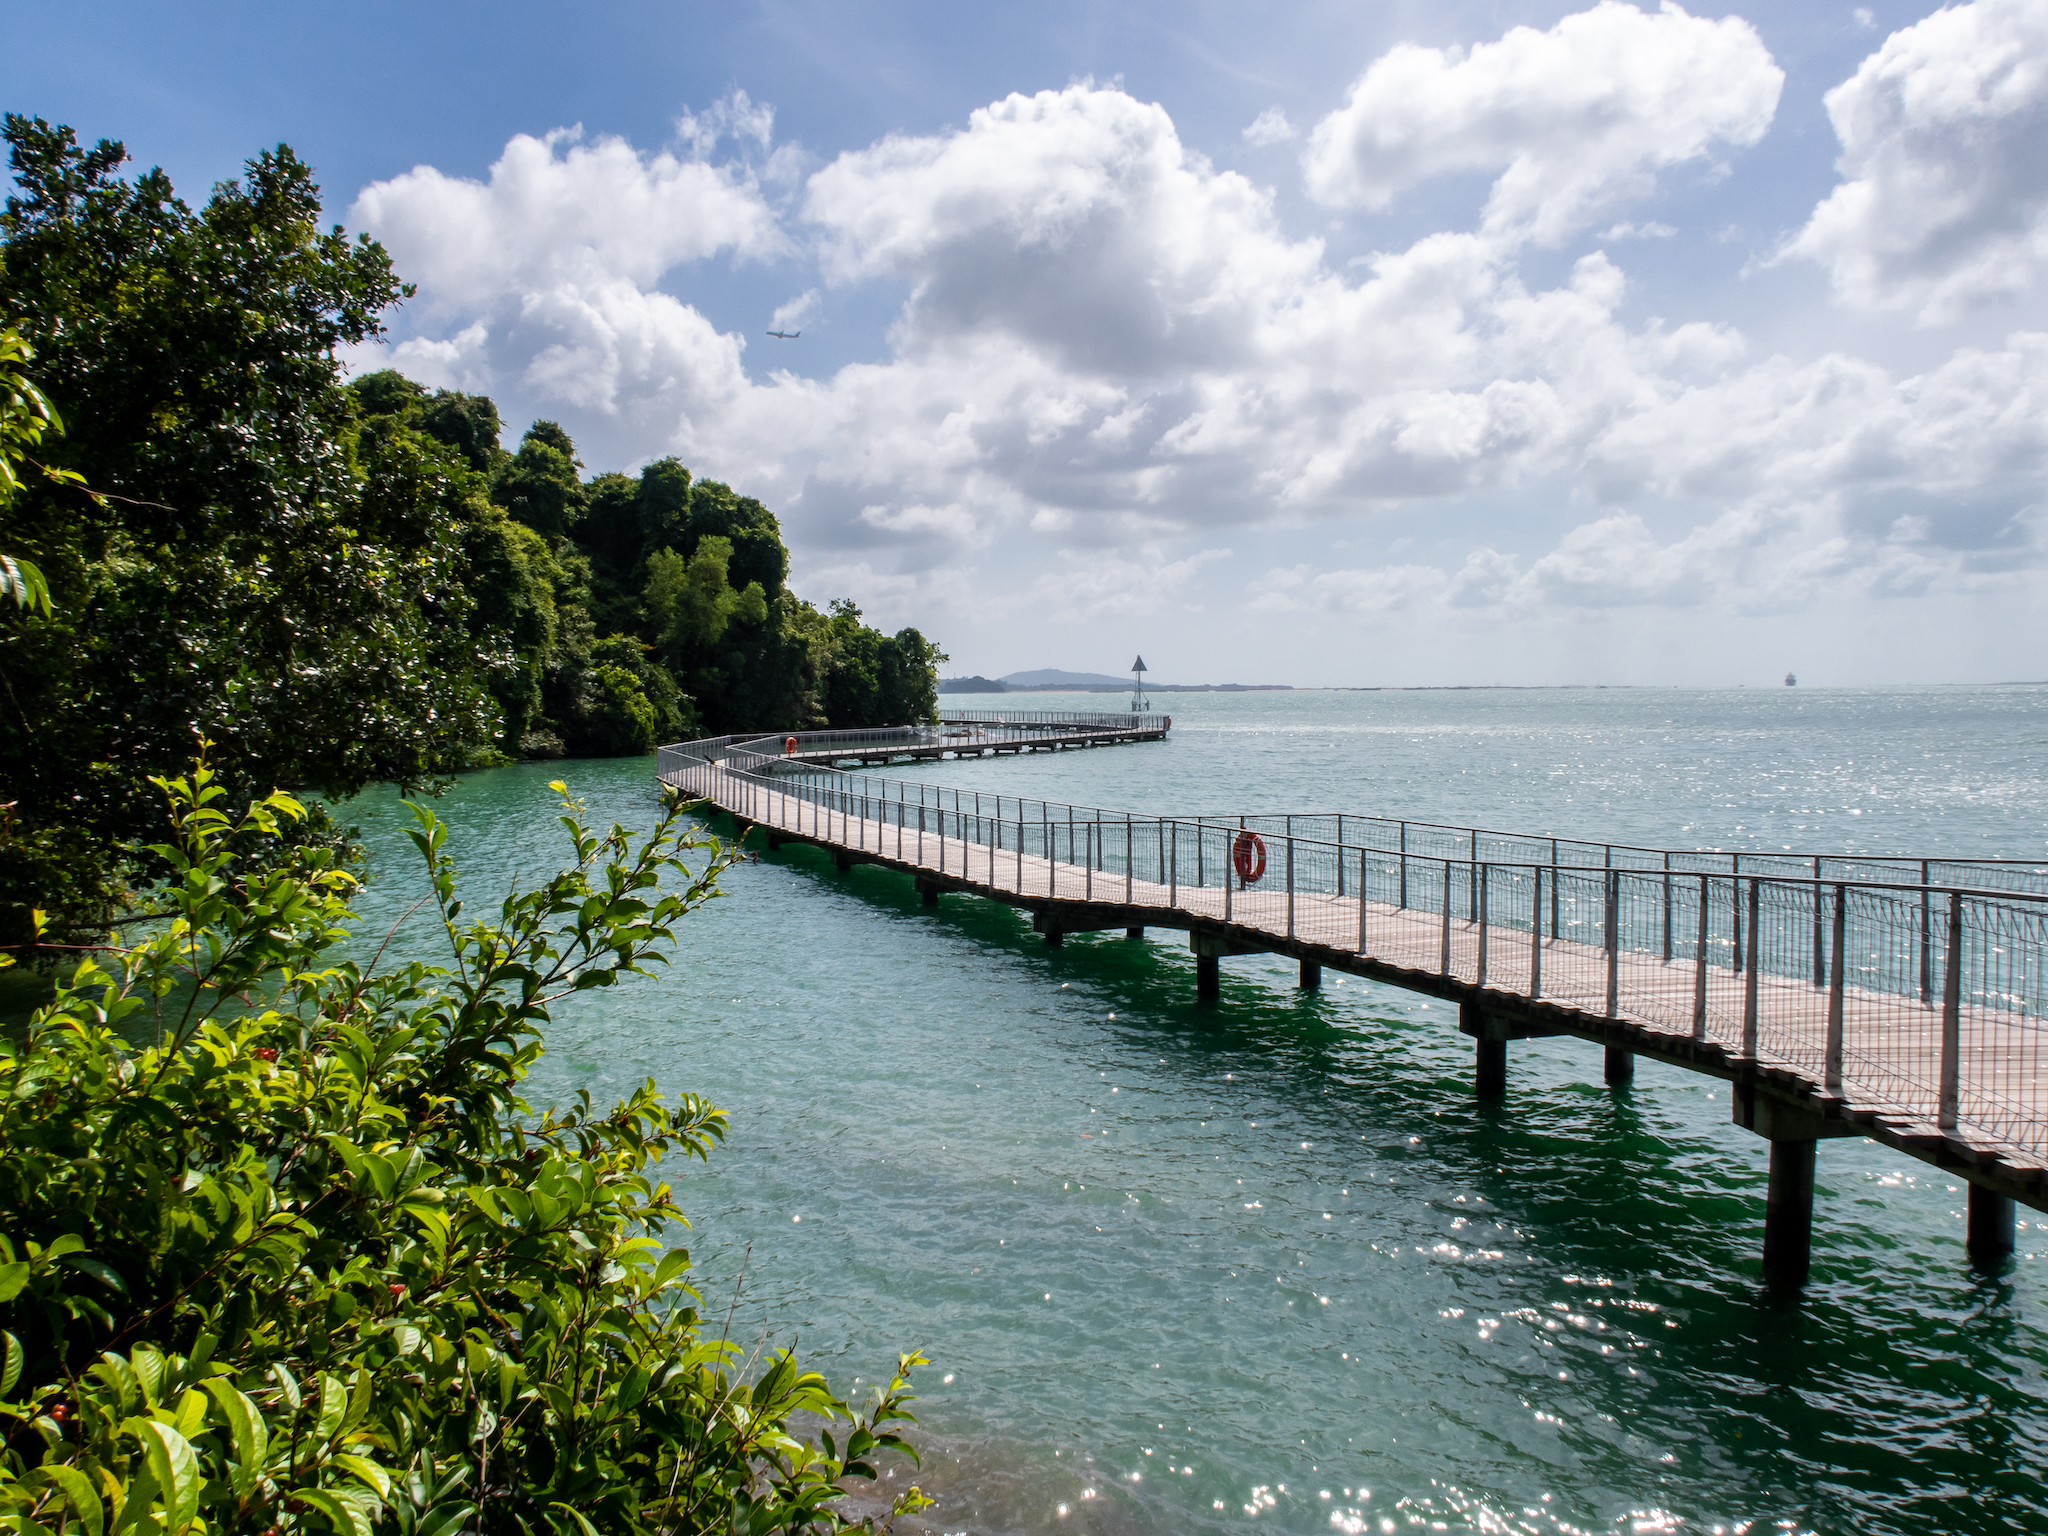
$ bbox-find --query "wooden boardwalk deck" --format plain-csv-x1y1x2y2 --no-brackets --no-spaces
678,763,2048,1219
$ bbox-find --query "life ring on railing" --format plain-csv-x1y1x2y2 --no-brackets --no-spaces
1232,830,1267,887
784,736,798,755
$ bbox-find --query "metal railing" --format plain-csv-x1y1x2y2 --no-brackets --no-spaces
656,731,2048,1166
698,711,1169,768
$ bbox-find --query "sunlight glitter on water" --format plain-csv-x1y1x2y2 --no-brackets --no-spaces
337,685,2048,1536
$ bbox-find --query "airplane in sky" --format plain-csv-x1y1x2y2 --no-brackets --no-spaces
766,330,801,339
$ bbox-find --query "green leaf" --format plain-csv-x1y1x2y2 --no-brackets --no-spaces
62,1254,130,1297
331,1453,392,1501
0,1262,28,1302
0,1331,20,1396
36,1233,86,1264
36,1464,105,1536
548,1502,600,1536
414,1503,478,1536
294,1487,374,1536
126,1418,200,1534
200,1378,269,1498
316,1373,347,1444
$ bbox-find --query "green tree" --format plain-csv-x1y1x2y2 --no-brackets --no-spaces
492,423,586,541
0,763,928,1533
0,119,511,947
0,328,63,616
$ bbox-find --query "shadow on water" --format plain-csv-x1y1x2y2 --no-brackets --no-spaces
723,811,2048,1536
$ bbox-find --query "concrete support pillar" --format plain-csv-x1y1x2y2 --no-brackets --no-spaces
1604,1045,1634,1088
1299,960,1322,990
1967,1183,2016,1267
833,852,854,873
1043,929,1064,948
765,833,783,851
1762,1138,1817,1286
1196,954,1219,999
1475,1038,1506,1100
1126,926,1144,941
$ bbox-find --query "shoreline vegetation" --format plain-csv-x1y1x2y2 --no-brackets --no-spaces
2,118,934,1531
0,116,942,953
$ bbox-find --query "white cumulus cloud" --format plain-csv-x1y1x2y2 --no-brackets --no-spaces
1242,107,1296,146
1301,1,1783,245
1785,0,2048,322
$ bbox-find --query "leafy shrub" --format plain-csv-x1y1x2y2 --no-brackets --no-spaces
569,665,658,758
0,762,927,1534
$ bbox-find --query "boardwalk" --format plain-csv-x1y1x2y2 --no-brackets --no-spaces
659,715,2048,1277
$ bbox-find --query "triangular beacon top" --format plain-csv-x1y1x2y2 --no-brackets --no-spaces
1132,655,1147,673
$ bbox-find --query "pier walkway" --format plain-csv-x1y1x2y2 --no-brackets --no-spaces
658,714,2048,1282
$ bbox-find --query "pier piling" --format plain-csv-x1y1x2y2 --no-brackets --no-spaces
1604,1045,1634,1088
1196,954,1219,999
1126,926,1144,941
1967,1184,2015,1266
1299,960,1322,990
1763,1139,1817,1285
1475,1038,1507,1099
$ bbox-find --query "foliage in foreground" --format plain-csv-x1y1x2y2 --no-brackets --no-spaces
0,766,928,1534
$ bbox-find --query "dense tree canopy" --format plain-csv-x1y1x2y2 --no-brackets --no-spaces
0,119,944,947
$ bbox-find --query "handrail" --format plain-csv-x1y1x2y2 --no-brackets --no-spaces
657,726,2048,1166
664,725,2048,897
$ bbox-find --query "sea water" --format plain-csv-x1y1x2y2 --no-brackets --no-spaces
340,685,2048,1536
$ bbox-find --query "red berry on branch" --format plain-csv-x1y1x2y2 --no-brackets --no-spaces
252,1046,279,1062
388,1283,406,1297
48,1403,69,1423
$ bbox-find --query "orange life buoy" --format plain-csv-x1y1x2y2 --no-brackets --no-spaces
784,735,798,754
1231,830,1267,886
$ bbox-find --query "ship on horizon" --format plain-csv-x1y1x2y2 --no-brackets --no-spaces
1785,671,1797,686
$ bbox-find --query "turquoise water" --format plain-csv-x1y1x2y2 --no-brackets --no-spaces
342,686,2048,1536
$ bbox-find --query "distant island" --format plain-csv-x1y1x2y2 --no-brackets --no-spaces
939,668,1292,695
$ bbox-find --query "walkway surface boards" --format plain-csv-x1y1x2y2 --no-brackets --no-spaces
659,716,2048,1234
679,763,2048,1211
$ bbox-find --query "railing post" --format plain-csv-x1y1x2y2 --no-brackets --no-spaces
1692,874,1709,1039
1742,879,1761,1058
1126,817,1134,903
1469,829,1479,927
1357,847,1369,954
1826,883,1846,1094
1604,870,1619,1019
1224,829,1233,923
1529,865,1542,999
1439,860,1452,975
1550,838,1560,938
1939,890,1963,1131
1812,857,1826,987
1399,822,1409,910
1085,822,1093,900
1732,859,1745,976
1018,818,1024,891
1476,864,1489,986
1662,851,1673,962
1286,836,1296,939
1919,860,1934,1006
1169,823,1178,907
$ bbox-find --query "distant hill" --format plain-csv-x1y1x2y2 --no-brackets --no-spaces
1000,668,1135,688
990,668,1292,693
938,675,1008,693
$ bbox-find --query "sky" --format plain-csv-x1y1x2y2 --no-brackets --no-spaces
6,1,2047,687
